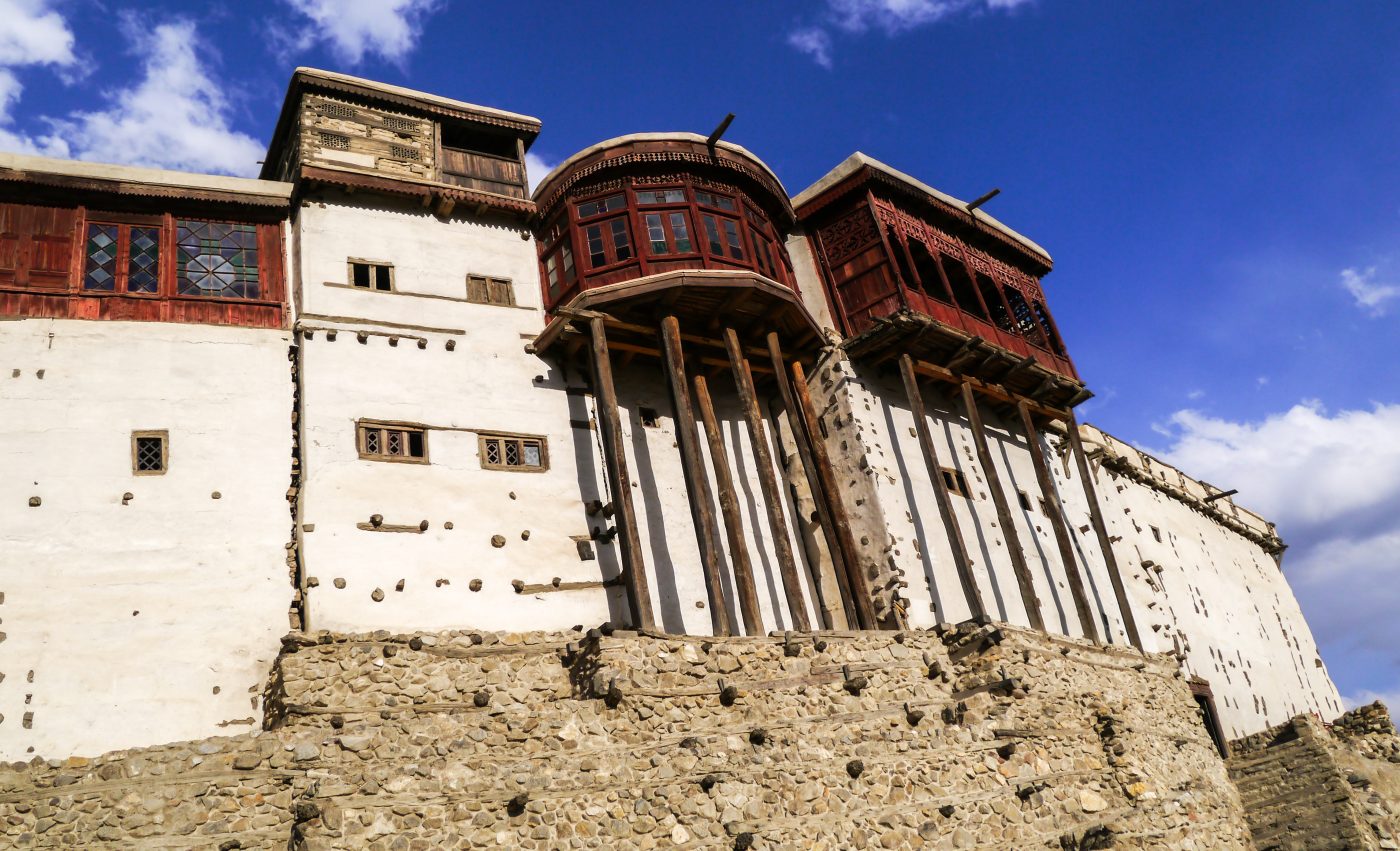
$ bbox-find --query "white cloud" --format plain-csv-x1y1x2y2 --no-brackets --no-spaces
0,0,76,153
1341,266,1400,317
1151,401,1400,701
787,27,834,69
0,0,76,69
37,19,265,176
1344,688,1400,711
524,151,557,194
790,0,1031,64
282,0,443,65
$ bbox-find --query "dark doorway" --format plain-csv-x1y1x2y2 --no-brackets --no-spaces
1190,678,1230,758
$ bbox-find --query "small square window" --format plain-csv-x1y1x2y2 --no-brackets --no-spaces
466,274,516,306
479,433,548,472
349,260,393,292
941,467,969,498
358,422,428,463
132,431,168,475
1017,490,1032,512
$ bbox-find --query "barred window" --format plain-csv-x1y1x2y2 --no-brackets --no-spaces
359,422,428,463
389,144,420,161
479,433,547,472
132,430,168,475
319,132,351,150
322,102,355,119
941,467,970,497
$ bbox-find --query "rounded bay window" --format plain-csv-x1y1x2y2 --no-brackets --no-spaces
532,134,797,313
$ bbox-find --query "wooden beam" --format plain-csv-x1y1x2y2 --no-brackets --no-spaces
791,360,879,630
898,355,986,621
1066,412,1143,650
767,332,848,630
960,380,1045,631
908,358,1068,422
587,317,655,631
693,373,764,636
708,290,753,331
724,327,810,632
1018,401,1099,643
660,317,731,636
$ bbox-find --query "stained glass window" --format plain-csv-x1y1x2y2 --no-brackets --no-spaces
83,224,119,291
127,227,160,293
176,221,260,299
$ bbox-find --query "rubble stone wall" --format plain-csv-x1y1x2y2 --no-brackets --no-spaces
1228,702,1400,850
2,624,1253,849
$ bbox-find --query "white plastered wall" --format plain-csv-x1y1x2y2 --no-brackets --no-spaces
0,318,292,761
812,348,1341,736
1053,427,1344,738
293,193,819,635
815,355,1125,639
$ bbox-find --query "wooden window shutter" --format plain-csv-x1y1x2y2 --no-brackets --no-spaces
0,203,76,290
489,277,514,306
467,274,489,303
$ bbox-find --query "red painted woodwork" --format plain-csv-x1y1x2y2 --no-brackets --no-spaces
808,191,1078,382
0,202,286,329
534,137,798,315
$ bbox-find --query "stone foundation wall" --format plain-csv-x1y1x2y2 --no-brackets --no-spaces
2,623,1252,849
1228,703,1400,850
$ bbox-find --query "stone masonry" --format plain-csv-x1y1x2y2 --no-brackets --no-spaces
1,622,1254,849
1228,702,1400,850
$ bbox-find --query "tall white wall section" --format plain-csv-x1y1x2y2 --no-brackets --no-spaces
0,318,293,761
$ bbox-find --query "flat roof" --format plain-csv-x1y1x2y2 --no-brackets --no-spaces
793,152,1051,264
0,151,292,205
291,67,541,130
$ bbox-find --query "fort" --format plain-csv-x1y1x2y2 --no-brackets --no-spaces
0,69,1394,848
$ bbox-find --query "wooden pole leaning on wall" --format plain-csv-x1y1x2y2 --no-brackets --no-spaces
1017,400,1100,643
1065,412,1143,650
959,380,1046,632
790,360,879,630
659,316,731,636
766,332,847,630
586,316,655,632
723,327,812,632
693,373,764,636
898,355,987,622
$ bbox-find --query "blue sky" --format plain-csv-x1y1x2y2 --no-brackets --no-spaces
3,0,1398,708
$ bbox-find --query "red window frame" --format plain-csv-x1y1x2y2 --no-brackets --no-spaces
80,215,165,298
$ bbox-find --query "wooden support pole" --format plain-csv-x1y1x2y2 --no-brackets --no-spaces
898,355,986,621
723,327,811,632
1065,413,1142,649
766,333,847,630
660,316,731,636
791,361,879,630
960,380,1045,631
693,373,764,636
1017,400,1099,643
587,317,655,631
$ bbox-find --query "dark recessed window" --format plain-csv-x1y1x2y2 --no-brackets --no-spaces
639,407,660,427
479,433,548,472
577,194,625,219
132,431,168,475
941,467,970,497
636,188,685,205
695,190,736,212
1017,490,1032,512
359,422,427,463
609,219,632,262
350,260,393,292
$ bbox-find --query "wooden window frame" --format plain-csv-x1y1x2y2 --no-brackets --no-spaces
347,258,395,292
466,273,516,306
478,431,549,473
941,466,970,498
357,420,429,464
131,430,169,476
81,218,164,298
580,215,634,271
641,210,695,257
